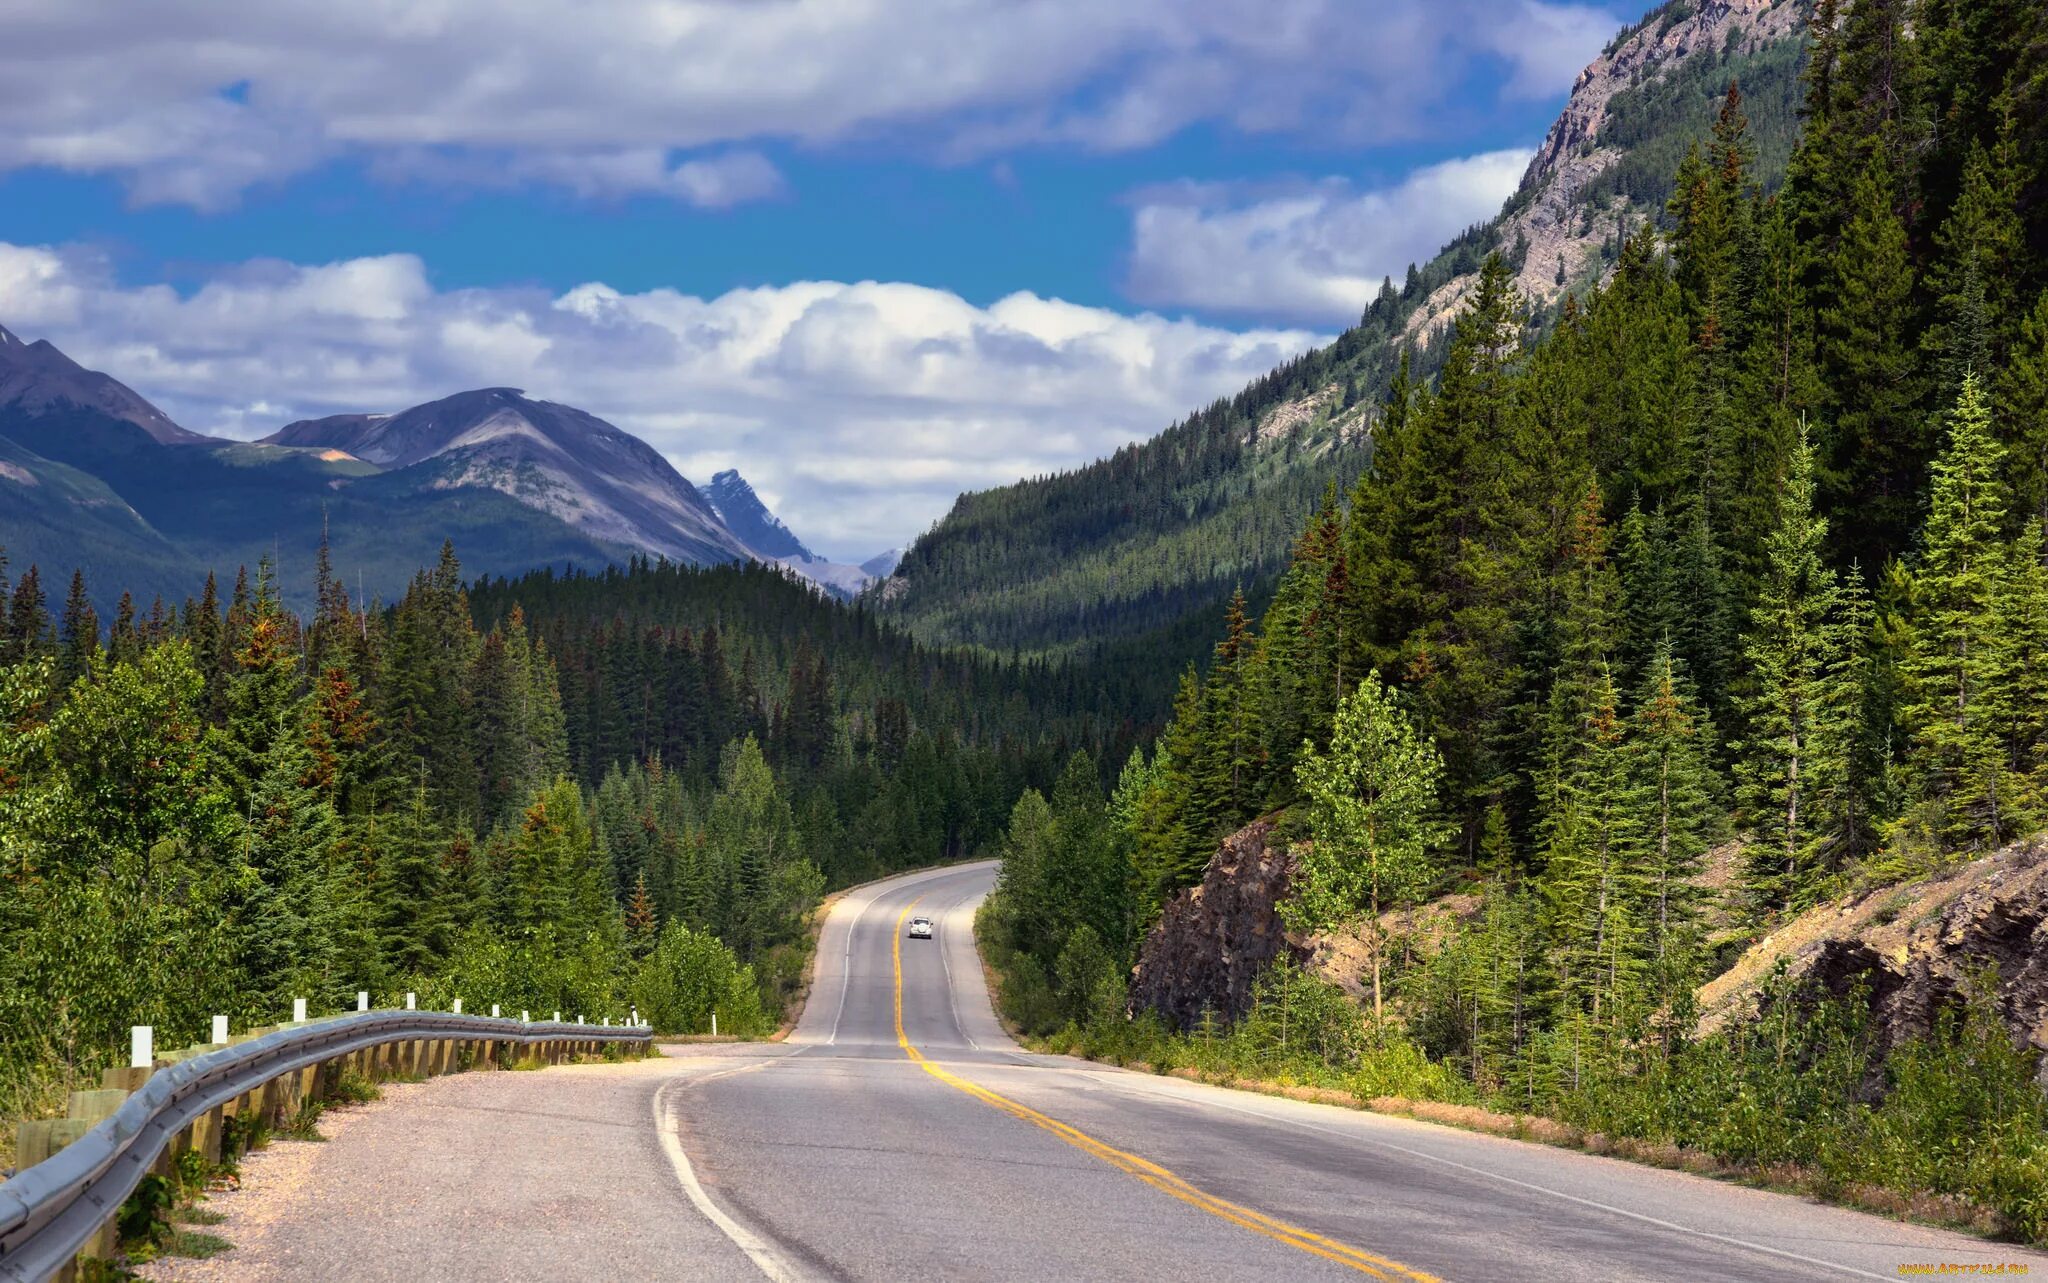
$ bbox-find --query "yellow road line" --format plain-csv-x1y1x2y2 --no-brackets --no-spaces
888,901,1439,1283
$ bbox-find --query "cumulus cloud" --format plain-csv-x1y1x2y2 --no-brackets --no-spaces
1124,149,1534,325
0,0,1615,207
0,241,1321,557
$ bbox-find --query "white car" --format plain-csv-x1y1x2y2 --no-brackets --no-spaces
907,915,935,940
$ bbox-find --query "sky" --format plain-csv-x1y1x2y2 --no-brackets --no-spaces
0,0,1626,560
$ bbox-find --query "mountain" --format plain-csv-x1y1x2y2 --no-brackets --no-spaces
705,469,810,560
261,388,753,567
704,466,890,599
860,549,903,579
0,432,203,606
0,341,730,611
0,322,214,448
882,0,1812,658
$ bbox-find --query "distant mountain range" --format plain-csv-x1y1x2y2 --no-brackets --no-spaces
0,324,888,609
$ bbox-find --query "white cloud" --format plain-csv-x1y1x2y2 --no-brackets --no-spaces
1124,149,1534,324
0,241,1322,557
0,0,1616,207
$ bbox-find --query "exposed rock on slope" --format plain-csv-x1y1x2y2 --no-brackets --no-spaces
1699,839,2048,1076
706,467,880,599
265,388,755,567
1403,0,1808,347
1129,820,1308,1030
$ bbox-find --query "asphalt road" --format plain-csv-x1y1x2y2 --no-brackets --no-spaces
158,861,2048,1281
668,860,2048,1282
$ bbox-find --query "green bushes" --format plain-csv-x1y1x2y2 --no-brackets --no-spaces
630,921,768,1037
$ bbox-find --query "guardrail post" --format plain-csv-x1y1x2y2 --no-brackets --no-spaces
292,997,308,1023
358,990,370,1012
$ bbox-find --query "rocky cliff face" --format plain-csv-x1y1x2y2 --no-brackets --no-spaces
1699,839,2048,1080
1401,0,1809,349
1129,820,1308,1030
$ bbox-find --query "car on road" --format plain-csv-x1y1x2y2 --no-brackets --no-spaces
907,915,935,940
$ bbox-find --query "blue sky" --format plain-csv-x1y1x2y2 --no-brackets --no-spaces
0,0,1627,556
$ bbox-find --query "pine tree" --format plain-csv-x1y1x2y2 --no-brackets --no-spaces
1538,661,1644,1050
236,699,340,1011
4,566,50,667
376,788,455,977
1985,520,2048,828
1627,644,1717,971
1896,374,2016,854
1818,155,1927,568
58,570,98,688
108,593,140,667
2000,291,2048,530
1736,429,1865,909
625,870,658,959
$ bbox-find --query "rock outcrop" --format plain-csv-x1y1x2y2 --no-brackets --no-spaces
1699,839,2048,1079
1129,820,1308,1031
1400,0,1809,350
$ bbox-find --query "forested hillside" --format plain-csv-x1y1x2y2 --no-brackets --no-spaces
0,542,1129,1124
983,0,2048,1238
883,0,1816,661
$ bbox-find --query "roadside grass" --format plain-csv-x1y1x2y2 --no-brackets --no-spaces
979,908,2044,1247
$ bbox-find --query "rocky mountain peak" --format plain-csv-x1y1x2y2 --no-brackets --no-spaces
0,321,212,445
706,468,812,562
1399,0,1808,349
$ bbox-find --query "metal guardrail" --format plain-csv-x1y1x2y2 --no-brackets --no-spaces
0,1011,650,1282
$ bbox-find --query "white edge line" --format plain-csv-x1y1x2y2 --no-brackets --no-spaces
935,894,980,1051
653,1072,806,1283
1075,1070,1902,1282
826,887,872,1046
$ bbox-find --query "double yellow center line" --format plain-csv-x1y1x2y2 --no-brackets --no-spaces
890,899,1439,1282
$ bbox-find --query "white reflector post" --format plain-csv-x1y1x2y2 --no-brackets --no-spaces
521,1010,529,1023
211,1015,229,1044
577,1015,585,1025
630,1008,638,1026
357,991,369,1012
452,997,463,1014
131,1026,153,1069
491,1004,501,1018
602,1016,610,1027
405,991,416,1011
292,997,308,1023
553,1011,561,1023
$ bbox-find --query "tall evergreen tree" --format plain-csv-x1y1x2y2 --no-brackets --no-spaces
1896,375,2018,853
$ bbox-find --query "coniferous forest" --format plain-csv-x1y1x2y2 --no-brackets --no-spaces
0,541,1133,1124
982,0,2048,1239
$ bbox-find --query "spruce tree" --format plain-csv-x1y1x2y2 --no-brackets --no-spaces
1626,644,1716,970
1736,430,1863,909
58,570,98,689
1818,155,1927,567
377,788,455,977
1999,291,2048,530
1897,374,2016,854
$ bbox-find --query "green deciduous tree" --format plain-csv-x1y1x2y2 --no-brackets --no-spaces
1288,670,1451,1023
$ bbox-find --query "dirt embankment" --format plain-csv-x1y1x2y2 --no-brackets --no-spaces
1700,838,2048,1074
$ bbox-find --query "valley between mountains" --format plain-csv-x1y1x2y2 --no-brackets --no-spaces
9,0,2048,1276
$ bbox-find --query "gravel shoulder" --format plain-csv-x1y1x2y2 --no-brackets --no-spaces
139,1052,766,1283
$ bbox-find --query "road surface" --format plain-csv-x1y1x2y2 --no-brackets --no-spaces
156,860,2048,1281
